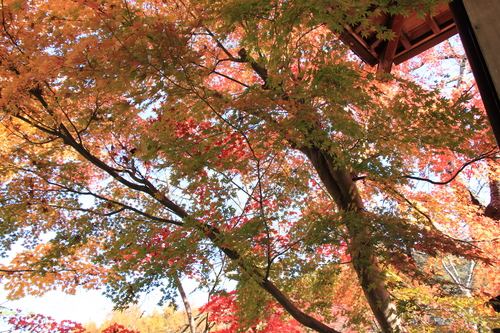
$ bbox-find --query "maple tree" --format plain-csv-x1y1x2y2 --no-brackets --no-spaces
90,303,196,333
1,0,500,332
2,311,139,333
5,312,87,333
201,291,306,333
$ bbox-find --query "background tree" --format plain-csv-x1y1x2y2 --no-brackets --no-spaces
0,0,499,332
94,304,189,333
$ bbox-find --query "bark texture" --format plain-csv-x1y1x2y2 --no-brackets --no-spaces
301,145,404,333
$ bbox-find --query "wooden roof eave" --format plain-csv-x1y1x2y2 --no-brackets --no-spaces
338,4,458,72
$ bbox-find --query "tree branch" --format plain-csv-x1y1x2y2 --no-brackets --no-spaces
404,149,497,185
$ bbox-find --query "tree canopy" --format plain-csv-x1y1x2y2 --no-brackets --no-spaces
1,0,500,332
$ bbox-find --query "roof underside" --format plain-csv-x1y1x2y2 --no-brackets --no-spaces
339,3,457,73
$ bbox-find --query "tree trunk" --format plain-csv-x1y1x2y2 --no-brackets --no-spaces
238,37,404,332
485,156,500,220
174,273,197,333
301,145,405,333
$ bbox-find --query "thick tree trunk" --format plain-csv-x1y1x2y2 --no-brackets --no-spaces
351,247,402,332
485,157,500,220
485,179,500,220
301,146,405,333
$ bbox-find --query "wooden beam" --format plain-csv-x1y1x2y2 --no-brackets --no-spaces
399,32,412,50
393,26,457,64
369,38,383,52
338,29,378,66
425,14,441,34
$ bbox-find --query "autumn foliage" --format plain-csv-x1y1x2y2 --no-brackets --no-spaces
7,312,87,333
5,312,141,333
1,0,500,332
201,291,305,333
